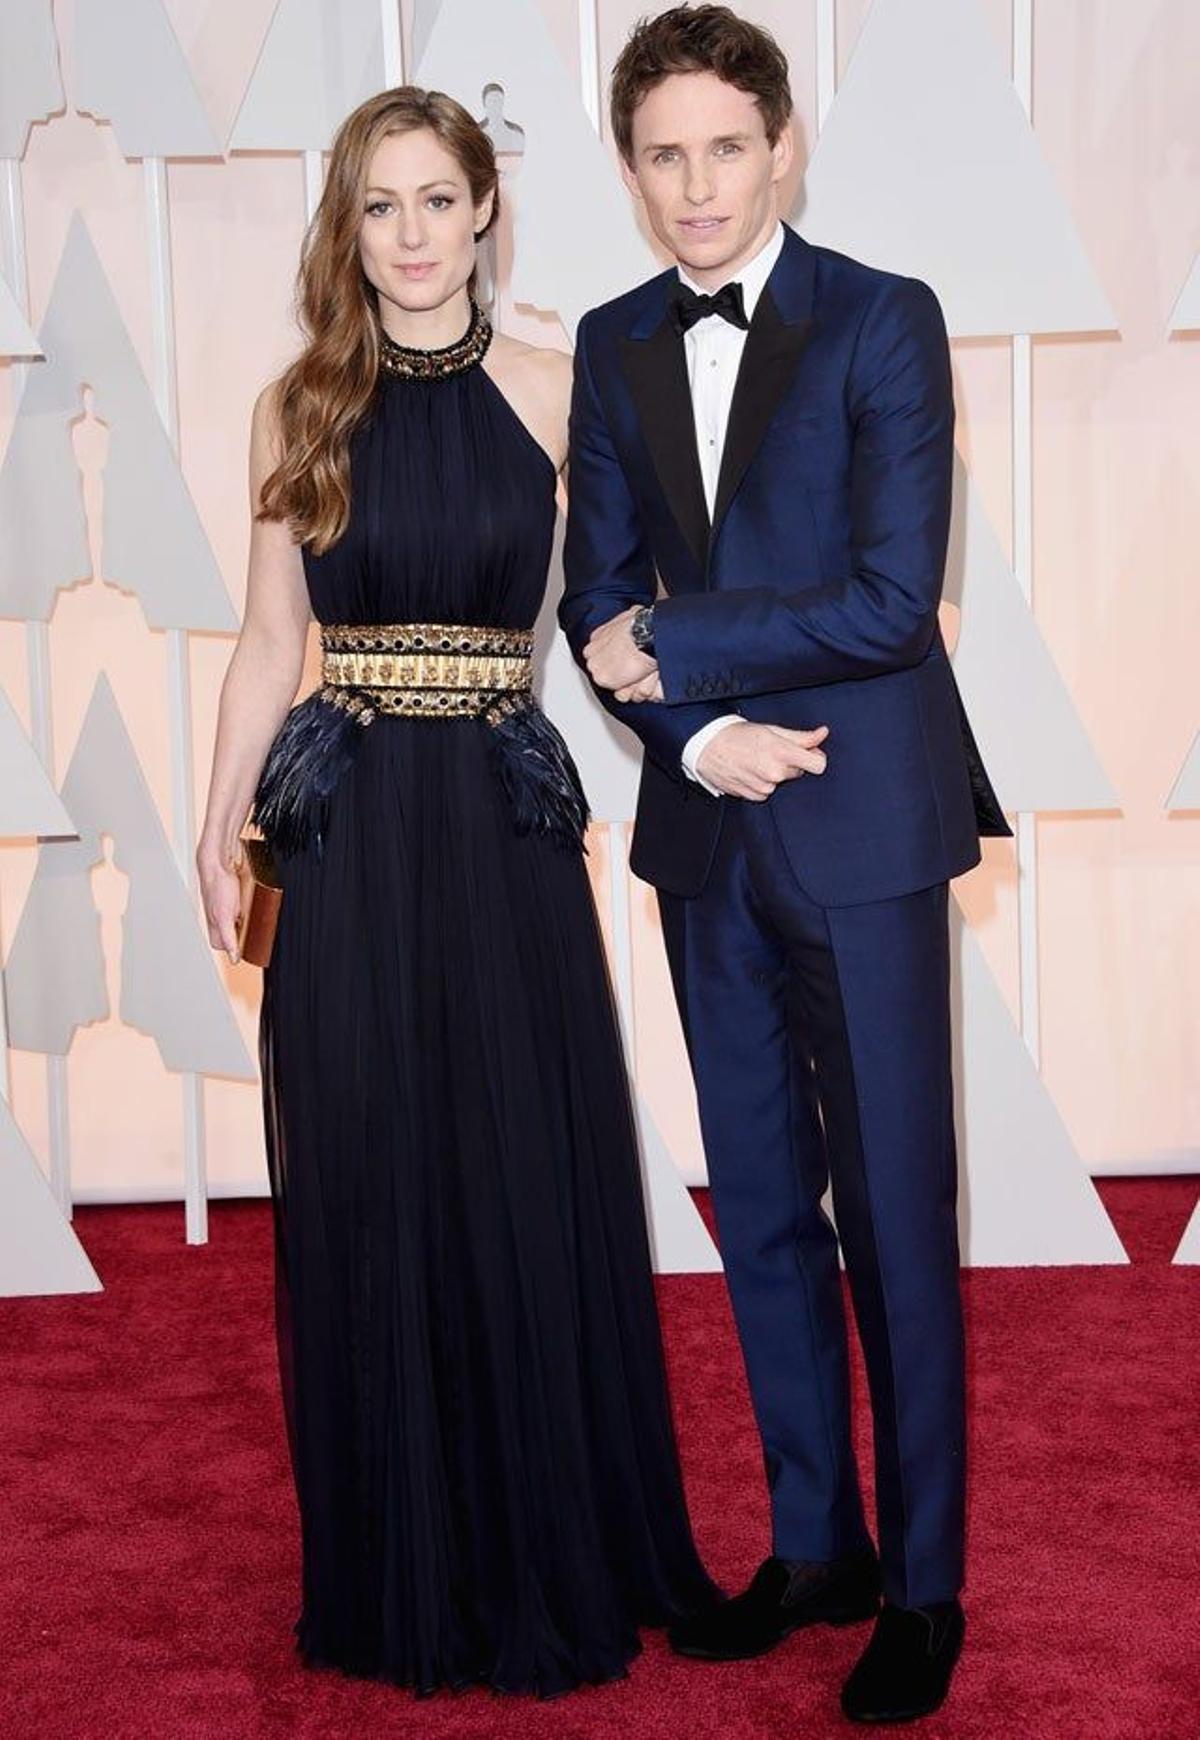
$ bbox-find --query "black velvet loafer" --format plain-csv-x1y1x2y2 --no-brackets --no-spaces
668,1550,881,1661
840,1599,965,1723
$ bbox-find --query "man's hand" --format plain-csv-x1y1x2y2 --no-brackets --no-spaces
615,672,664,703
697,722,830,801
584,606,658,693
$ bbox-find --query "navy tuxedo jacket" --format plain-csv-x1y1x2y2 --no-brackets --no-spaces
560,224,1009,906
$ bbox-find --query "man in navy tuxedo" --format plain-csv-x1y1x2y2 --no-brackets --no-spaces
561,6,1008,1725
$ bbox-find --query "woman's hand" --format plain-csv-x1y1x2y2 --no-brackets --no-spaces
198,837,244,965
614,672,664,703
583,606,659,692
195,380,308,968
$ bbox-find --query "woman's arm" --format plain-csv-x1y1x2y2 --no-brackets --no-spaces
196,384,311,961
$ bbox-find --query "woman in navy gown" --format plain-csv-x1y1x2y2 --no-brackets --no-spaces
197,87,715,1697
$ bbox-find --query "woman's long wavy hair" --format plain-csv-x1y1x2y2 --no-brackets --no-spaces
258,88,500,553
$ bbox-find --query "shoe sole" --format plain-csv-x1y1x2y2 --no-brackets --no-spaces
670,1601,881,1663
840,1691,950,1725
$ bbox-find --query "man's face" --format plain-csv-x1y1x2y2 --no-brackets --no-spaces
621,71,792,287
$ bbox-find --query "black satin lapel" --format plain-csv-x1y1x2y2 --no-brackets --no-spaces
712,290,814,537
618,325,711,574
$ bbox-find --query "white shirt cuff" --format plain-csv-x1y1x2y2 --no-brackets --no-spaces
681,715,744,797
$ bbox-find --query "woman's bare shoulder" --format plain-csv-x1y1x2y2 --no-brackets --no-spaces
490,334,571,419
248,377,290,499
251,376,285,440
489,331,570,380
485,334,571,469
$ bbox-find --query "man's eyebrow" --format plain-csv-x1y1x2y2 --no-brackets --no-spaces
641,132,752,153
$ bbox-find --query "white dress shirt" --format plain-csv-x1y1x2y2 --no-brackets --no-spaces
674,222,786,794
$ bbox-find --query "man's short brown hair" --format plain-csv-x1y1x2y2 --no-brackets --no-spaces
610,5,793,164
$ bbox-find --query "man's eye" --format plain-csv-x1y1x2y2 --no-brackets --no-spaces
716,142,743,156
653,151,677,165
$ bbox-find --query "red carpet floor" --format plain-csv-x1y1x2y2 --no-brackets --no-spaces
1,1180,1197,1740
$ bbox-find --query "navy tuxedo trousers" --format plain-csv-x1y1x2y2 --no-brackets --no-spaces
658,801,966,1609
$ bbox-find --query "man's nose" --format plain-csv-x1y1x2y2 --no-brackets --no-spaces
683,165,715,205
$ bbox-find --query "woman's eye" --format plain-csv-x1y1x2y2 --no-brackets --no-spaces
427,195,454,211
366,201,391,217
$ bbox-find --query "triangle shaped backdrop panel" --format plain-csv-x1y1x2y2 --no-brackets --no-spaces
0,685,76,836
1173,1199,1200,1264
0,216,236,629
635,1096,722,1275
0,0,65,159
0,1096,102,1298
0,270,43,358
1168,254,1200,331
4,675,253,1078
3,820,110,1055
532,513,641,825
945,456,1118,812
416,0,658,338
799,0,1116,337
1165,732,1200,809
952,911,1126,1265
72,0,221,158
228,0,386,154
410,0,445,72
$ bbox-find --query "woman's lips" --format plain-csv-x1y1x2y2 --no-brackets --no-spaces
396,263,436,277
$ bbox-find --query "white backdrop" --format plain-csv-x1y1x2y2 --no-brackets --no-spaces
1,0,1197,1291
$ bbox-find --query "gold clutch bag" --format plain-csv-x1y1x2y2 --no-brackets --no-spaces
235,833,282,968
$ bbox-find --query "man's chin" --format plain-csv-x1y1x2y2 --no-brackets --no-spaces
673,226,760,279
674,219,733,259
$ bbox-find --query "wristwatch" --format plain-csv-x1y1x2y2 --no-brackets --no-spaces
631,605,656,657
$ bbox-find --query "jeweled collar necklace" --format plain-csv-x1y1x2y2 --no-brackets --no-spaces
377,298,493,380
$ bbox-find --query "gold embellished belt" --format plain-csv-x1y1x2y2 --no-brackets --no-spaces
318,621,534,719
254,620,587,858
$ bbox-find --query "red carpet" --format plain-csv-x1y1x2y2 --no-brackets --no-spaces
1,1181,1196,1739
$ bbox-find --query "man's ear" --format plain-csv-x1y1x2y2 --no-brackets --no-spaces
770,124,795,184
619,155,643,200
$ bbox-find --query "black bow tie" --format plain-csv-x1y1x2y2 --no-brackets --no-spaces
668,279,749,336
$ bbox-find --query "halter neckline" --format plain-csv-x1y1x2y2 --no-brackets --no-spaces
377,299,493,381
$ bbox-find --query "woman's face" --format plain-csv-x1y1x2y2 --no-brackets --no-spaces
358,127,493,315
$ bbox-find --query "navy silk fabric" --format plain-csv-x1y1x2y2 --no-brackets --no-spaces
259,362,715,1694
561,224,992,905
561,228,977,1609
